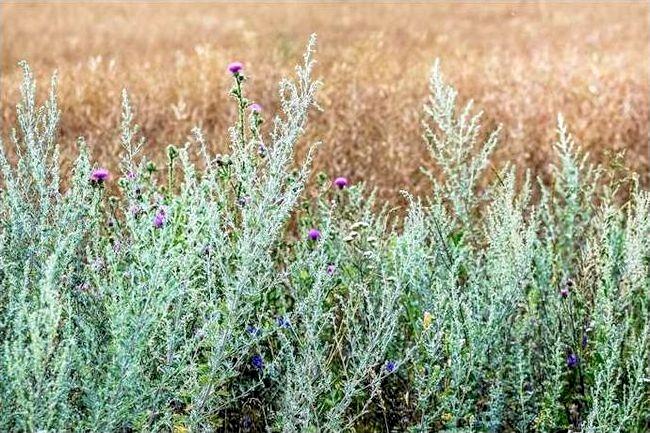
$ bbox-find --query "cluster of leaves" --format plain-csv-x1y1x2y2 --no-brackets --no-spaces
0,37,648,433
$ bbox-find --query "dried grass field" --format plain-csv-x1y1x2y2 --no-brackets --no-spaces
1,2,649,199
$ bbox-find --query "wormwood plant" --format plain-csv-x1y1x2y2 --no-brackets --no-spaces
0,36,648,432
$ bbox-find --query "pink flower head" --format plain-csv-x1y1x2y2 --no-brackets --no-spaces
333,177,348,189
228,61,244,74
153,207,167,229
307,228,321,241
90,168,110,184
250,103,262,113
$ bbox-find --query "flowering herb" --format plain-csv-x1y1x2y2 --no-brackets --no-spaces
246,325,261,337
228,61,244,75
251,354,264,371
276,316,291,328
153,207,167,228
307,228,321,241
90,168,110,185
567,353,579,368
333,177,348,189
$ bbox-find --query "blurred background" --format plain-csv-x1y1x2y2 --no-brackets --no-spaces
1,2,648,201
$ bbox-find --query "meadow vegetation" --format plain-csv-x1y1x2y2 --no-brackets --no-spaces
0,30,649,432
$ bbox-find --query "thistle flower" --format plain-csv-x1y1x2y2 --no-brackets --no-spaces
567,353,579,368
333,177,348,189
385,360,396,373
251,354,264,371
153,207,167,228
326,264,336,276
250,103,262,113
90,168,110,184
228,61,244,74
308,228,321,241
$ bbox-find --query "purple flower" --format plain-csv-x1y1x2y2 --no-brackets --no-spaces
90,168,110,184
228,61,244,74
153,207,167,229
333,177,348,189
251,354,264,371
326,264,336,276
385,360,396,373
126,171,137,180
567,353,579,368
560,287,569,298
308,228,321,241
250,103,262,113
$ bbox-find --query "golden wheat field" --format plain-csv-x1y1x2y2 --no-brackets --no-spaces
1,2,649,200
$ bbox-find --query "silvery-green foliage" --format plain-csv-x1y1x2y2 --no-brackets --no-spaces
0,43,648,433
423,59,500,223
407,62,648,433
0,63,101,432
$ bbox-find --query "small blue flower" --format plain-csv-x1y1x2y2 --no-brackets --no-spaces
385,360,396,373
251,354,264,371
241,415,253,430
246,325,260,337
276,316,291,328
567,353,579,368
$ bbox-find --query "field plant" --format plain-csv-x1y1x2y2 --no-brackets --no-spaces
0,36,648,432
